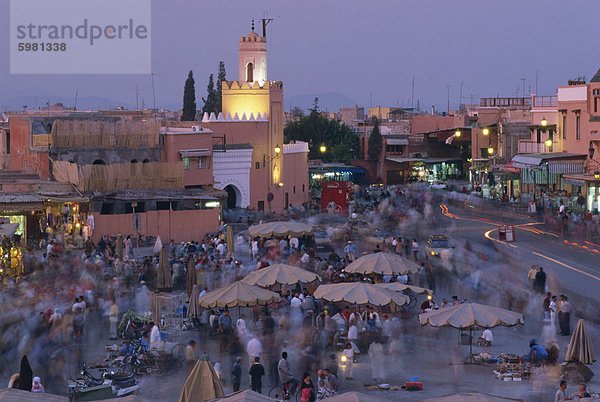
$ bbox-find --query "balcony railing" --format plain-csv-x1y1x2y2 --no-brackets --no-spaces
480,97,531,108
533,96,558,108
518,141,549,154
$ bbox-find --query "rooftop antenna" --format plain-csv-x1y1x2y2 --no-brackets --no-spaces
535,71,538,94
261,17,273,37
136,86,139,111
521,77,526,97
251,19,255,32
150,72,162,111
74,89,78,110
411,76,415,109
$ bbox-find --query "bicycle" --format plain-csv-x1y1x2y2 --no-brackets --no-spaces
268,381,300,401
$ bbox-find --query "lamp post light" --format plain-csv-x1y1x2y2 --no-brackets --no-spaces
487,147,494,155
595,171,600,180
319,145,327,153
541,117,548,127
274,144,281,154
482,128,489,136
454,130,461,138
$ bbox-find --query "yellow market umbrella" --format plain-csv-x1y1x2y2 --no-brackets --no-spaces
343,252,420,276
418,302,524,356
226,225,235,258
179,355,224,402
241,263,321,288
314,282,409,309
248,221,313,238
186,258,197,299
376,282,433,295
198,281,281,309
564,319,596,365
157,247,172,291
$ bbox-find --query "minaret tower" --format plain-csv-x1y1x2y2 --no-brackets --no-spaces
238,19,268,85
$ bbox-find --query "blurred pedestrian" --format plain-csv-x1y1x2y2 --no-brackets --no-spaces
231,356,242,392
300,372,315,402
368,339,385,382
109,299,119,340
558,295,571,336
342,343,354,380
543,292,551,320
249,356,265,394
527,265,539,290
31,377,44,393
534,267,546,293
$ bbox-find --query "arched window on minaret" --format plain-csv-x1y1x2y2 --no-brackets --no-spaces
247,63,254,82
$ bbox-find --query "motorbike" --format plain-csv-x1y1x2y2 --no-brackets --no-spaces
68,365,140,400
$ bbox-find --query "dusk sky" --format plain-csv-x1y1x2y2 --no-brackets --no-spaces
1,0,599,112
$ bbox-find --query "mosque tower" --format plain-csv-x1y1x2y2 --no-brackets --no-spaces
238,19,268,85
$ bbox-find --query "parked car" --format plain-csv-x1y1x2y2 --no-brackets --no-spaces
313,229,331,246
425,235,453,257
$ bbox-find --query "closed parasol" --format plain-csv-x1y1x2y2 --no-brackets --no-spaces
313,282,409,309
157,247,172,291
344,252,420,276
198,281,281,309
418,302,524,357
226,225,235,258
564,319,596,365
248,221,313,238
186,258,197,299
187,285,202,318
115,234,124,259
376,282,433,295
179,354,224,402
241,263,321,288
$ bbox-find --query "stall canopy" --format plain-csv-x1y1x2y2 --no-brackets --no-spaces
420,392,523,402
0,223,19,238
241,263,321,288
198,281,281,309
179,355,224,402
321,391,393,402
211,389,277,402
376,282,433,295
343,252,420,276
564,319,596,365
314,282,409,309
248,222,313,238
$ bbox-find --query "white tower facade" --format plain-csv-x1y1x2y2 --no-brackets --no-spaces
238,26,267,85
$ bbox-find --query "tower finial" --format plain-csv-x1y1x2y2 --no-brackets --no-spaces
251,19,255,32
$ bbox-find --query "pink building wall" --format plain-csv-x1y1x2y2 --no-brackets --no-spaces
91,208,220,243
161,128,214,187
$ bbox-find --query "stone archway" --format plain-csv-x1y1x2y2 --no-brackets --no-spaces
224,184,242,209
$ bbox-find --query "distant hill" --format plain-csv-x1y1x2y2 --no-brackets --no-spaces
285,92,361,113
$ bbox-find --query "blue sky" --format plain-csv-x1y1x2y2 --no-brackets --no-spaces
1,0,599,112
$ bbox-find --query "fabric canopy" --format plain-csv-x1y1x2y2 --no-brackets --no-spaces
376,282,433,295
564,319,596,365
212,389,277,401
418,302,524,329
314,282,409,308
248,221,313,238
420,392,523,401
344,252,420,276
321,391,393,401
179,355,225,402
198,281,281,309
0,388,68,401
241,263,321,288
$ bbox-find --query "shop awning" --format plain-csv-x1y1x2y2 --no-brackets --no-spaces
500,162,521,173
386,138,409,145
386,157,422,163
563,174,600,186
179,149,212,157
422,157,461,164
0,223,19,237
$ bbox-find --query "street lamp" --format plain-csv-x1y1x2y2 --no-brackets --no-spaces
545,139,553,147
595,171,600,180
482,128,489,136
274,144,281,154
487,147,494,155
455,130,461,137
541,117,548,127
320,145,327,153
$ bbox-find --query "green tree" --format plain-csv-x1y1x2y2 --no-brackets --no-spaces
202,74,218,115
311,97,320,113
216,61,226,113
284,111,359,164
181,70,196,121
368,117,382,160
290,106,304,120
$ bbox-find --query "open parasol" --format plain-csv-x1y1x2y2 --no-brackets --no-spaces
157,247,172,291
420,392,523,401
313,282,409,309
198,281,281,309
376,282,433,295
564,319,596,365
241,263,321,288
248,221,313,238
186,258,197,299
179,354,224,402
418,302,524,356
343,252,420,276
